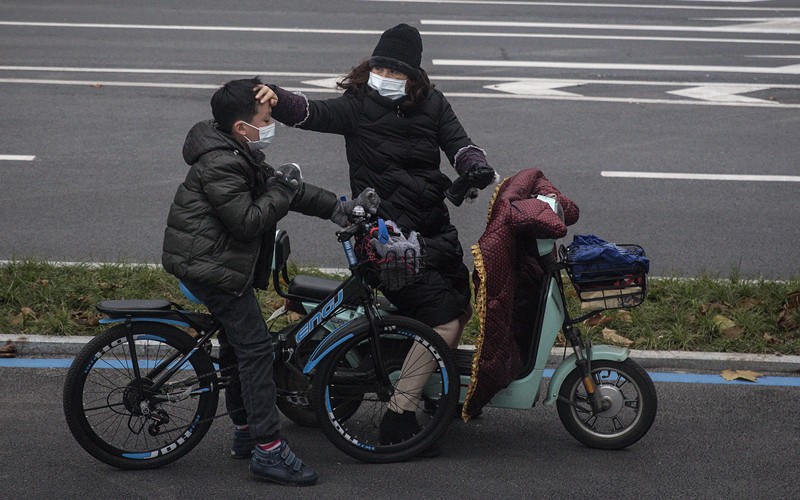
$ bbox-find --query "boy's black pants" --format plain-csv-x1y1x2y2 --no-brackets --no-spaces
183,279,280,443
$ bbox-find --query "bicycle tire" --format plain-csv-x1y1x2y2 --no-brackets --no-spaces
63,322,219,470
312,315,459,463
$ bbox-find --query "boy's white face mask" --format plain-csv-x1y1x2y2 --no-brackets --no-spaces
368,72,407,100
243,121,276,151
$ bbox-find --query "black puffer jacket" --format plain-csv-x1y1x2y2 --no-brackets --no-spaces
162,120,337,295
271,86,478,325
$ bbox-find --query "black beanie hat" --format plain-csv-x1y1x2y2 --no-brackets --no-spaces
369,23,423,78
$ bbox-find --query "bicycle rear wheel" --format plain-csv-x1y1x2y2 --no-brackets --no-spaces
63,322,219,469
312,315,459,463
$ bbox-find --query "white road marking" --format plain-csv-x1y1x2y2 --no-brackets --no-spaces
421,18,800,35
0,21,384,35
301,77,342,89
442,91,800,108
666,84,772,103
433,59,800,75
484,81,583,97
1,21,797,45
6,67,800,90
0,78,341,93
362,0,798,12
489,80,779,104
0,65,335,78
601,171,800,182
0,155,35,161
1,78,798,108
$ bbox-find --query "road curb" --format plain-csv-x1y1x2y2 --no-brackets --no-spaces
2,333,799,374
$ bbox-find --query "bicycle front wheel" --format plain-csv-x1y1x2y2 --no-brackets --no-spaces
63,322,219,469
312,315,459,463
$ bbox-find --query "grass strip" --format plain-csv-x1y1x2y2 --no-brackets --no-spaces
1,260,798,355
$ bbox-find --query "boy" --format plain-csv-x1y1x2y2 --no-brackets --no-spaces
162,78,378,486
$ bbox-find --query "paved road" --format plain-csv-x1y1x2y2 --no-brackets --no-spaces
1,0,798,278
1,365,799,499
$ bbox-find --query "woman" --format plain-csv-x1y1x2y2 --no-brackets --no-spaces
257,23,496,444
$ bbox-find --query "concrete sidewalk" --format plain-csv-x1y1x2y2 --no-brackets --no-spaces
2,333,799,374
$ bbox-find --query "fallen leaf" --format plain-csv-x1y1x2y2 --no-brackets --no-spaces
763,332,782,344
0,342,16,358
713,315,736,331
36,278,50,286
786,291,800,310
616,310,633,323
601,327,633,347
90,83,102,88
721,369,762,382
70,309,101,327
777,307,798,332
703,301,732,315
736,297,761,310
20,307,36,318
584,314,613,327
722,326,744,340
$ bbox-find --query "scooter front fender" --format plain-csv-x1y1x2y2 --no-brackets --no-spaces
542,345,629,406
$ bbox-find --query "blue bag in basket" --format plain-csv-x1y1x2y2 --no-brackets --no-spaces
567,234,650,279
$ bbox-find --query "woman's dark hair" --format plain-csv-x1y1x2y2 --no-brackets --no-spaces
337,60,434,112
211,77,263,133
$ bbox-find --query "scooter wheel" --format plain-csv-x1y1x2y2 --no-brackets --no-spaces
556,359,657,450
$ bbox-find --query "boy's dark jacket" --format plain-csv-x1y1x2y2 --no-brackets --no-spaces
162,120,337,295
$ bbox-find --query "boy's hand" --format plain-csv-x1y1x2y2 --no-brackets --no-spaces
269,163,303,201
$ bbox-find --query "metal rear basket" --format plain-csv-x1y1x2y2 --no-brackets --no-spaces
562,244,648,311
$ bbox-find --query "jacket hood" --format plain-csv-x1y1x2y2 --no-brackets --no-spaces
182,120,264,166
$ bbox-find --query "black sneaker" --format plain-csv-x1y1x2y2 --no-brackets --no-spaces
250,441,318,486
379,409,441,457
231,428,256,459
379,409,422,445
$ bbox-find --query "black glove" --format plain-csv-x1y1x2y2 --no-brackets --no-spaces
269,163,303,202
330,188,381,227
445,164,496,206
465,163,496,189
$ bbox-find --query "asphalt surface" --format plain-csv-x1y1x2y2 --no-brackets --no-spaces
0,0,798,279
2,2,800,498
2,363,799,500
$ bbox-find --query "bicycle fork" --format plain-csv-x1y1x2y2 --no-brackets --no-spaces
364,305,394,401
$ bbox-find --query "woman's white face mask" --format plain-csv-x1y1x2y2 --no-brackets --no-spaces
368,73,407,100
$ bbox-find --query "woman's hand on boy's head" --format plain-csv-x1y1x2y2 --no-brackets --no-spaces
254,84,278,106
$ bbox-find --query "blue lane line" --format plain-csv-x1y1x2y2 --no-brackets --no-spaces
648,372,800,387
2,358,799,387
1,358,74,368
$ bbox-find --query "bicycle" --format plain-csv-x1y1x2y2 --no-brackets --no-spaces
62,211,459,469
